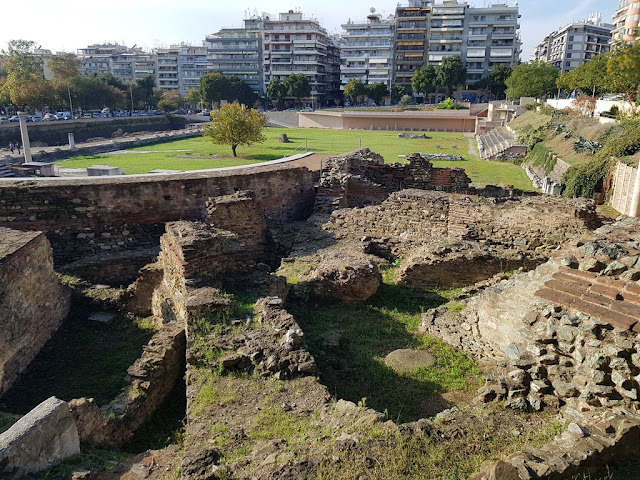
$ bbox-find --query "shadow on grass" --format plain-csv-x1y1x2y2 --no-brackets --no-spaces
0,288,154,415
289,283,478,423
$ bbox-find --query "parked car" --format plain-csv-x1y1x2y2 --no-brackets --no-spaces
31,115,43,122
0,116,8,123
82,113,93,119
61,114,73,120
43,113,58,121
8,116,19,122
299,107,314,112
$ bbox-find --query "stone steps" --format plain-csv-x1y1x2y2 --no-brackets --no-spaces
0,166,15,178
534,266,640,333
476,128,523,160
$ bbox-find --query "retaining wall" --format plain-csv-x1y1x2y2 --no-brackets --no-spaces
0,164,315,266
0,228,70,395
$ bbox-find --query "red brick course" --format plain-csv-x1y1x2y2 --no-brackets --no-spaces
534,266,640,332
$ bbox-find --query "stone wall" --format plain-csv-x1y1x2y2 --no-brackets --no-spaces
327,190,599,259
0,164,315,267
0,116,187,146
316,150,472,211
69,323,186,447
0,228,70,395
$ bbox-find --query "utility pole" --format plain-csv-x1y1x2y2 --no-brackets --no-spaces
130,85,134,114
68,85,73,115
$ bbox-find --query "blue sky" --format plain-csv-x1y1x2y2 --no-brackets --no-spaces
0,0,618,60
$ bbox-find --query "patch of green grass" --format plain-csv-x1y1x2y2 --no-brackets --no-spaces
315,410,560,480
54,128,532,189
0,288,155,414
33,445,132,480
0,411,20,434
290,276,481,422
597,204,622,219
277,259,320,285
249,406,313,445
192,372,239,417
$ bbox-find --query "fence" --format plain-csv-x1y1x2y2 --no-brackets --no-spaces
610,161,639,216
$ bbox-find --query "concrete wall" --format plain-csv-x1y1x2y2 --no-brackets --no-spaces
611,161,639,216
545,99,633,116
0,228,70,395
266,111,300,128
0,116,187,146
0,164,315,266
299,110,478,132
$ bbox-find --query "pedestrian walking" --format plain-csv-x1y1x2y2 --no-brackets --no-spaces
9,142,14,153
17,143,20,155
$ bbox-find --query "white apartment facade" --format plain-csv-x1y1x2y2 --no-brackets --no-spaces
263,10,341,105
533,14,612,72
341,10,395,89
156,44,209,95
205,18,264,96
78,44,156,84
612,0,640,45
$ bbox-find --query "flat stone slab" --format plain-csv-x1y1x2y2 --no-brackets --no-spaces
384,349,437,374
88,312,117,324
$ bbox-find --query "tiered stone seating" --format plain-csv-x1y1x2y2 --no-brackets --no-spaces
476,128,525,160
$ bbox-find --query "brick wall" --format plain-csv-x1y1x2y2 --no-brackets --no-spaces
0,164,315,267
0,228,70,395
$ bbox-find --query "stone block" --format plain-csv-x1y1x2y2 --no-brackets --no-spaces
0,397,79,475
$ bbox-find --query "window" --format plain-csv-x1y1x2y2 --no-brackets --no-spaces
568,35,574,41
307,34,312,40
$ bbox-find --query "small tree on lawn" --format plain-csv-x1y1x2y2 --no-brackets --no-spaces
203,102,266,157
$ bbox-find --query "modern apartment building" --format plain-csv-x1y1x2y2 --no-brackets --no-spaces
205,17,264,95
341,10,395,88
612,0,640,45
533,14,612,72
462,2,521,85
393,0,431,86
156,44,209,95
262,10,341,105
392,0,521,91
78,44,156,84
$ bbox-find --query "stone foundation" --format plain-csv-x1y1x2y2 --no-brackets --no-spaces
0,228,70,395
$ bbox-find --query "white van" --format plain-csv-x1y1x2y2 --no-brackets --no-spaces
101,108,111,116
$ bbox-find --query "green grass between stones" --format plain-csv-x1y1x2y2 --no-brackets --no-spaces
55,127,532,189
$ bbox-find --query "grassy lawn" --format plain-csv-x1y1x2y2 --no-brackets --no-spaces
56,127,532,189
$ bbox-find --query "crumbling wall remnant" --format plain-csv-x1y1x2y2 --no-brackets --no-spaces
0,228,70,396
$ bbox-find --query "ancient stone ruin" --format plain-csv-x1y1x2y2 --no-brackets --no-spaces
0,150,638,479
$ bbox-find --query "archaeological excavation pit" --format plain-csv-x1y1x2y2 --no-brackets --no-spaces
0,150,639,480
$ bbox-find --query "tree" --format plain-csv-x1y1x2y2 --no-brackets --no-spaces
505,61,560,99
227,75,256,105
132,75,157,109
435,55,467,96
570,96,597,117
158,90,182,111
185,89,202,108
266,79,288,108
606,43,640,101
557,54,610,96
200,72,228,106
1,39,49,108
477,65,512,98
48,53,80,82
391,84,407,104
412,65,437,101
366,82,389,106
284,74,311,106
344,78,366,105
203,102,266,157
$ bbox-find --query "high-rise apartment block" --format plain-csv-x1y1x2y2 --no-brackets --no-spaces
262,10,341,104
156,44,209,95
341,10,395,88
78,44,155,84
533,14,612,72
612,0,640,45
206,18,264,96
390,0,520,91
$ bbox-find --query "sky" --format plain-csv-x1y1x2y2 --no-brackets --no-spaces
0,0,618,61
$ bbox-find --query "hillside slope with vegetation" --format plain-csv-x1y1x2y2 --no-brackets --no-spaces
508,108,640,198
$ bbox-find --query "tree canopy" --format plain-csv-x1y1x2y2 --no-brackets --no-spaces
477,65,512,98
344,78,366,105
436,56,467,95
606,43,640,100
203,102,267,157
157,90,182,112
366,82,389,106
557,54,610,96
266,79,288,103
200,72,256,107
505,61,560,99
284,74,311,104
411,65,437,100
